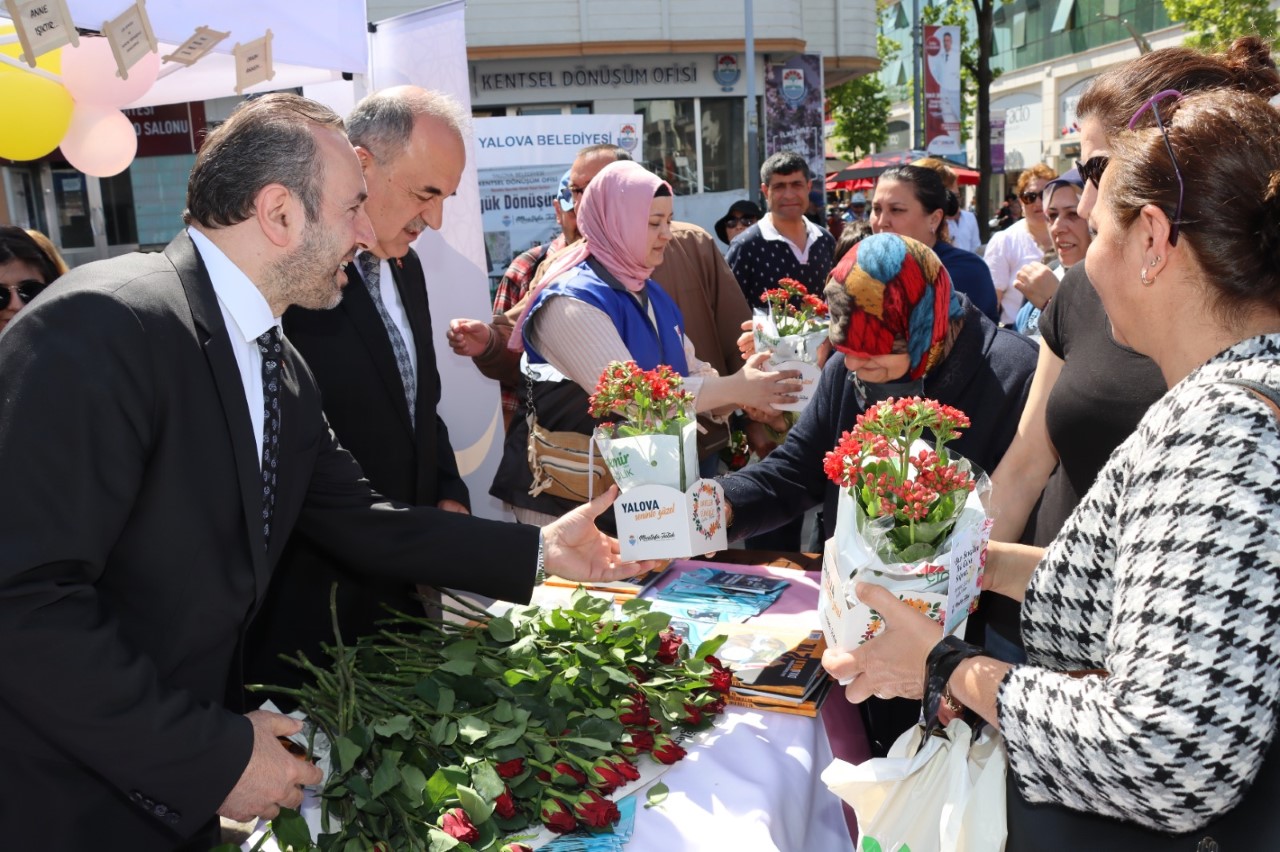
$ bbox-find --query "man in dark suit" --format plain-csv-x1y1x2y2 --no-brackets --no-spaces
245,87,473,695
0,93,638,850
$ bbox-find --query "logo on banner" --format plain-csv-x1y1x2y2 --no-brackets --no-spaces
618,123,638,152
502,214,512,227
714,54,741,90
781,68,807,106
925,34,941,58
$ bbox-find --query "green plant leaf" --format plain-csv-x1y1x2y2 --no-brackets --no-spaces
694,634,729,659
487,615,516,642
492,699,515,723
425,768,457,812
437,686,456,715
600,665,633,685
426,828,461,852
560,736,613,750
441,638,478,661
372,715,413,738
399,763,428,808
370,749,403,799
333,735,362,775
457,714,490,743
469,760,506,800
645,781,669,808
457,783,496,824
439,658,476,676
486,723,523,749
271,807,315,850
442,721,459,746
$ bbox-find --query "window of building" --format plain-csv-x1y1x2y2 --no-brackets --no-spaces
700,97,745,192
1012,11,1028,48
1051,0,1076,31
635,99,701,194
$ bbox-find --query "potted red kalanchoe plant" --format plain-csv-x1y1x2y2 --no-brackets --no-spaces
751,278,830,412
817,397,992,649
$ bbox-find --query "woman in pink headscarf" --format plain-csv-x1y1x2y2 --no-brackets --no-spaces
492,160,801,525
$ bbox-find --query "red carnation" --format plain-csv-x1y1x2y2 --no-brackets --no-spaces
573,789,622,829
438,807,480,843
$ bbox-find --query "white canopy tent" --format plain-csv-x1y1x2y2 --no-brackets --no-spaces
0,0,368,107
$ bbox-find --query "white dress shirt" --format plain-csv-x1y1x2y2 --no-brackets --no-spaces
188,227,281,467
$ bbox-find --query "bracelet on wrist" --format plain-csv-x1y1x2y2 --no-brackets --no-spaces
923,635,985,732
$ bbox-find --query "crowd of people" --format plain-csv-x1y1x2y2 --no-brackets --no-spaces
1,36,1279,851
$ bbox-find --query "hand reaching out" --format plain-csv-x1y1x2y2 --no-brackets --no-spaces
217,710,322,823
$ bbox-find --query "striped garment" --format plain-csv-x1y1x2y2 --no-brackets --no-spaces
998,333,1280,833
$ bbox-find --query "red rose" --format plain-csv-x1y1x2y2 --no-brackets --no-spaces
656,629,683,664
540,796,578,834
501,845,535,852
536,769,552,783
439,807,480,843
495,757,525,779
703,694,727,715
652,734,687,765
573,789,621,829
495,787,517,819
616,694,650,726
587,757,628,795
621,728,655,755
627,664,650,683
551,761,587,787
682,702,703,725
608,756,641,782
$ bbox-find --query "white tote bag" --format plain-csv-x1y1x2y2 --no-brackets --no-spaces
821,719,1008,852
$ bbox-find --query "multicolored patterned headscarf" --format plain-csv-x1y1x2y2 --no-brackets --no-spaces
823,232,960,381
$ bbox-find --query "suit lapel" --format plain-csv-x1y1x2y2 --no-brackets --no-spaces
341,262,415,435
165,233,270,586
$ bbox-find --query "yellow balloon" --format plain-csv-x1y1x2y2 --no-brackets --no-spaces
0,24,62,75
0,72,74,160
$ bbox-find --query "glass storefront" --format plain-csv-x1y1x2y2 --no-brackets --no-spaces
635,97,747,195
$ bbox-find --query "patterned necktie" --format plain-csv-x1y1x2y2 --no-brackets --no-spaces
358,251,417,427
257,327,283,548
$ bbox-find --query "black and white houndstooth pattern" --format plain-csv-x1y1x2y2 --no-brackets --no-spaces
997,333,1280,833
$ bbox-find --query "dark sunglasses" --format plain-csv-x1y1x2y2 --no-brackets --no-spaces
1076,155,1109,189
0,279,47,310
725,216,757,227
1018,190,1042,204
1128,89,1184,245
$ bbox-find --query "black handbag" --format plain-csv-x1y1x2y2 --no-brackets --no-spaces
1007,378,1280,851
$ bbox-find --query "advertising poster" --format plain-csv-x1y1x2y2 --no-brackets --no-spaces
923,25,962,156
474,115,642,281
764,53,825,186
990,117,1006,173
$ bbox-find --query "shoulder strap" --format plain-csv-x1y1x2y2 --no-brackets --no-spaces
1223,378,1280,424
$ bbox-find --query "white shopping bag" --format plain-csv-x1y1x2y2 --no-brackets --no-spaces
821,719,1007,852
594,418,698,492
751,310,827,412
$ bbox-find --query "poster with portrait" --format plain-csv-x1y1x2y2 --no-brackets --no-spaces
764,53,825,186
923,25,962,156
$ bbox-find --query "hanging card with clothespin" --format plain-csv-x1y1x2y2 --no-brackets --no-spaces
102,0,157,80
3,0,77,67
233,29,274,96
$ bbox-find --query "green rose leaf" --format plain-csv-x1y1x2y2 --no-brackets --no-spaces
645,781,669,808
372,715,413,738
370,749,402,799
399,763,428,808
470,760,505,800
492,699,515,723
333,735,362,775
270,807,314,850
694,634,729,659
560,736,613,750
457,783,496,824
487,615,516,643
439,658,476,676
486,723,523,749
437,686,456,716
457,714,491,743
425,768,457,812
426,827,461,852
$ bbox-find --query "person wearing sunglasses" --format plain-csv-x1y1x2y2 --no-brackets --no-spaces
1010,169,1088,339
713,199,762,247
0,226,61,335
983,163,1058,326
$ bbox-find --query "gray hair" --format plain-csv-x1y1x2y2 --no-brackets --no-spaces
346,87,471,163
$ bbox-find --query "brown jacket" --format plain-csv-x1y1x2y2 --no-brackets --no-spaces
475,221,750,457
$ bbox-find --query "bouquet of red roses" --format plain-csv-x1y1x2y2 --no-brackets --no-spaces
589,360,697,492
752,278,829,412
817,397,991,649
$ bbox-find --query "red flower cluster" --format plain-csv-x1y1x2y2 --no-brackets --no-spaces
823,397,975,559
759,277,830,336
588,360,692,435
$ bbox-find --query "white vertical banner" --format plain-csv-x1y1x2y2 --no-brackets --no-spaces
923,25,962,156
370,2,509,520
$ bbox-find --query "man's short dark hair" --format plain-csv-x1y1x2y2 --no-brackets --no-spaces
760,150,811,184
577,143,632,163
184,93,345,228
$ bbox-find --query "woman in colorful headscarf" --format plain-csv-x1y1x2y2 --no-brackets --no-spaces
490,160,802,525
719,232,1038,754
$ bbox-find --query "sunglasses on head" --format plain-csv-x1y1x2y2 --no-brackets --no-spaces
1018,190,1042,204
0,279,47,310
725,216,757,227
1127,88,1185,245
1075,155,1110,189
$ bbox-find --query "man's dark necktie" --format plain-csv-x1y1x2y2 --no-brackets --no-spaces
257,327,282,548
358,251,417,427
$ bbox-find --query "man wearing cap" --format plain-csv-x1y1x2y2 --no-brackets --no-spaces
488,169,578,429
843,192,868,223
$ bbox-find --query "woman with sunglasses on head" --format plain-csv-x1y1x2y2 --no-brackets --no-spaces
984,163,1058,325
825,81,1280,847
720,230,1037,754
0,226,61,335
869,164,1000,323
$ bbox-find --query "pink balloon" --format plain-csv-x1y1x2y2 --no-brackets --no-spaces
60,105,138,177
61,36,160,109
